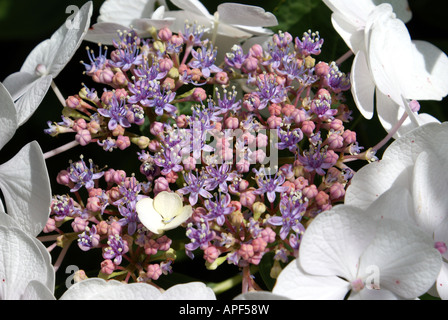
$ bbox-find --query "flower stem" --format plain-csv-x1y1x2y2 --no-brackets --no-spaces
372,111,408,152
51,80,67,107
208,273,242,295
335,50,354,65
44,140,80,159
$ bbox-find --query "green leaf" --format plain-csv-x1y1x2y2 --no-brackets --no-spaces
258,251,277,291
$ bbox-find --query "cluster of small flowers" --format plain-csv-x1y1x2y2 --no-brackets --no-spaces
45,21,363,282
45,156,175,282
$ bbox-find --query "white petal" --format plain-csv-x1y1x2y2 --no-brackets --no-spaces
436,263,448,300
135,197,164,234
49,1,93,77
60,278,162,300
412,151,448,233
153,191,183,221
386,0,412,23
20,2,92,78
22,280,56,300
163,10,213,34
162,204,193,231
349,288,400,300
97,0,157,25
0,82,18,150
365,185,413,223
375,89,414,138
0,141,52,237
299,205,376,280
331,12,365,53
358,219,441,299
272,259,349,300
217,3,277,27
131,17,175,36
367,4,407,105
323,0,374,28
351,50,375,119
2,71,37,101
345,159,412,210
160,282,216,300
169,0,212,19
84,23,132,45
0,226,55,300
403,40,448,101
14,75,52,126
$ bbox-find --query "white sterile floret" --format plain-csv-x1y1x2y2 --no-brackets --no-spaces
136,191,193,234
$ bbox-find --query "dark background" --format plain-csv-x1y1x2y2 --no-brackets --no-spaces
0,0,447,298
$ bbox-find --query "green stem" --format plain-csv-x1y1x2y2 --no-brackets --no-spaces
207,273,243,295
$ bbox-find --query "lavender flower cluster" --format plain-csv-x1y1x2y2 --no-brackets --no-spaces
44,23,363,286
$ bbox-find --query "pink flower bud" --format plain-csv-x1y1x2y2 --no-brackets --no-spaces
342,129,357,145
93,69,114,84
156,235,172,251
101,259,115,275
282,104,295,117
204,246,220,264
315,61,330,77
112,124,125,137
225,117,239,129
256,133,268,148
87,120,100,134
150,122,165,136
148,140,160,152
236,159,250,173
112,71,128,87
268,103,282,116
294,176,309,190
164,171,178,183
66,95,81,109
147,264,162,280
303,184,318,199
43,218,56,233
239,179,249,192
242,57,258,72
73,119,87,131
238,243,254,260
214,71,229,85
72,217,88,233
75,129,92,146
176,114,188,128
261,227,276,244
315,191,329,207
267,115,282,129
192,88,207,102
324,149,339,166
159,58,173,72
330,119,344,131
252,237,267,253
409,100,420,112
329,182,345,200
113,170,126,184
182,156,196,171
97,221,109,235
104,169,116,184
249,44,263,58
230,200,242,212
326,133,344,150
86,196,101,212
301,120,315,136
116,135,131,150
240,189,256,207
107,187,121,202
57,170,72,186
154,177,170,194
109,221,122,235
158,27,172,41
